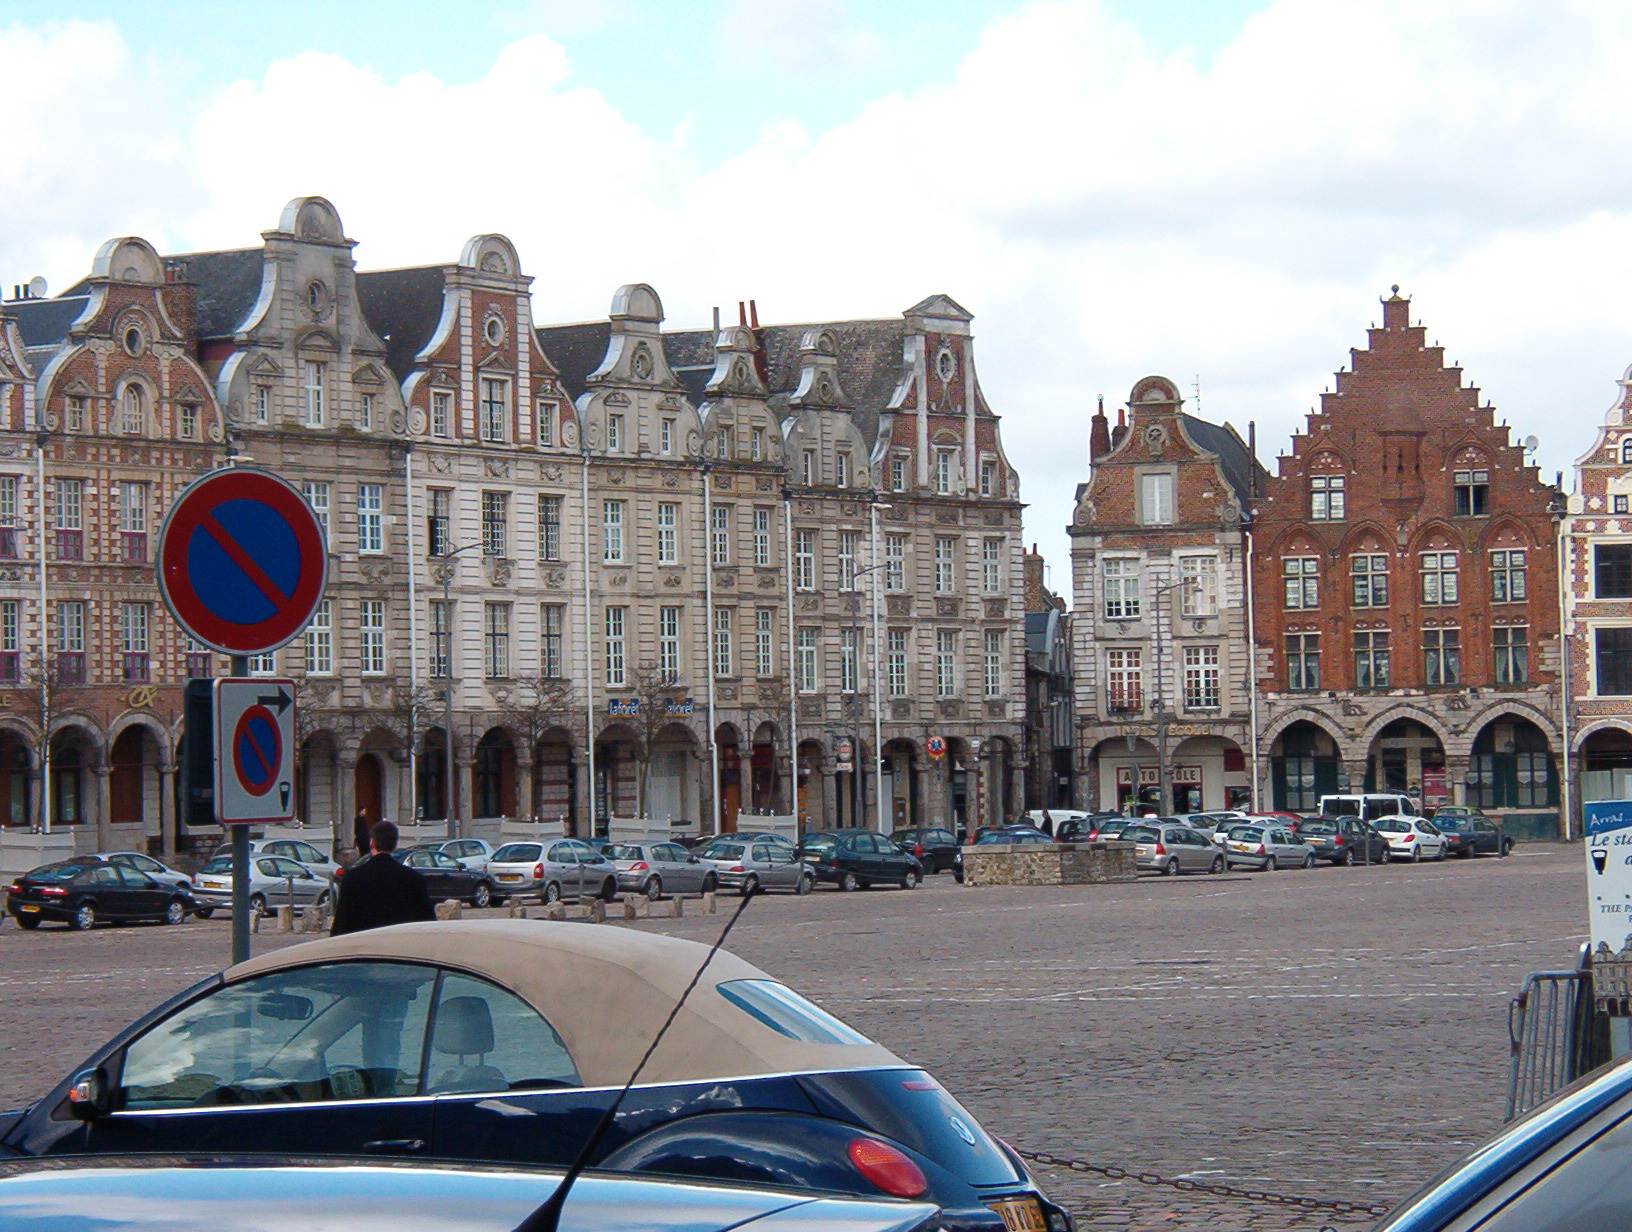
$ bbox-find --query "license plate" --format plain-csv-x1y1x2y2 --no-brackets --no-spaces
988,1197,1047,1232
498,874,521,882
16,904,38,913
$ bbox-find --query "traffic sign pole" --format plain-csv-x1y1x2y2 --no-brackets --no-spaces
230,655,250,965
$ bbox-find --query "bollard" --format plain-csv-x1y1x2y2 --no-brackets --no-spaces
582,899,605,923
622,898,637,921
276,906,295,932
667,896,684,919
638,898,651,918
435,900,463,921
544,902,567,921
250,911,261,934
701,891,716,915
508,901,528,919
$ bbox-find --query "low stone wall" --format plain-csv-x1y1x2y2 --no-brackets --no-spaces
963,840,1137,887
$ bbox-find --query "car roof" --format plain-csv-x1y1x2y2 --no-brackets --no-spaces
225,920,904,1088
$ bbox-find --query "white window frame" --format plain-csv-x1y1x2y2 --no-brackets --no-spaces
431,390,451,438
302,360,325,428
755,609,774,677
359,600,386,675
305,599,333,675
713,607,734,678
657,502,678,566
1103,558,1140,620
934,449,954,495
537,495,561,562
480,377,509,443
481,490,508,558
659,606,681,682
796,627,818,693
540,604,564,678
605,606,626,687
537,400,554,447
934,537,956,594
1179,556,1218,617
983,629,1003,697
839,628,858,693
711,505,731,567
885,533,906,592
484,602,511,679
1139,471,1174,526
302,481,330,541
982,538,1003,594
838,531,858,591
608,413,623,453
936,629,957,696
1183,644,1220,710
357,483,383,555
603,500,625,564
795,529,815,591
887,629,907,697
752,508,771,567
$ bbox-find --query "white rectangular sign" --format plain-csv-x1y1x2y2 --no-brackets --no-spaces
213,678,297,825
1585,800,1632,952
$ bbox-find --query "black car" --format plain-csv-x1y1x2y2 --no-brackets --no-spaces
1432,813,1513,857
396,846,501,907
6,860,195,930
889,828,960,874
1055,813,1121,842
971,827,1054,846
1296,816,1390,865
798,830,922,890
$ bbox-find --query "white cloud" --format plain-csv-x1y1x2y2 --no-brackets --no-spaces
713,0,884,78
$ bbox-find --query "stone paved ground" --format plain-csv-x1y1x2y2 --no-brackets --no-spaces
0,845,1586,1230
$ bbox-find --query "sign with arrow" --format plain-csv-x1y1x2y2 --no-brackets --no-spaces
213,678,298,825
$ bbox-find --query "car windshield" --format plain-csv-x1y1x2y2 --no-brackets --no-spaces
1124,826,1158,843
1227,825,1266,841
800,835,837,852
603,845,645,860
492,844,542,862
1300,819,1337,835
1436,818,1471,833
199,858,232,874
713,843,747,859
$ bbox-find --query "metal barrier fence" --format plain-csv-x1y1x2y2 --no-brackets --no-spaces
1505,944,1607,1121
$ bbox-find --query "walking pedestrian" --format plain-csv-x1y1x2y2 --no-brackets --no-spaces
330,820,435,936
352,807,371,857
1039,810,1054,837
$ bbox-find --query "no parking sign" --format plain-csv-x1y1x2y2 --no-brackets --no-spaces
213,679,297,825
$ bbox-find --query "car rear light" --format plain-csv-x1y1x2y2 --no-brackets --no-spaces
41,886,66,896
847,1138,927,1199
1334,835,1345,845
1154,842,1166,856
1402,834,1415,842
1255,844,1265,855
533,863,544,877
913,843,923,856
629,861,648,871
7,882,17,894
728,865,744,873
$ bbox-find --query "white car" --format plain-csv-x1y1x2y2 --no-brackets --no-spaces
99,852,193,894
210,838,338,882
421,837,497,872
1372,815,1446,862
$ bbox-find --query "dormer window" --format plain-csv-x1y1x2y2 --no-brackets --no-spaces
836,452,850,488
537,401,554,446
979,458,995,497
431,391,451,438
252,386,269,424
1453,469,1489,516
660,418,673,455
1310,475,1345,521
803,450,815,486
179,403,197,439
358,394,374,432
480,378,509,443
302,361,325,428
607,414,623,453
66,397,85,432
751,428,764,461
716,428,730,460
934,449,955,495
891,455,907,492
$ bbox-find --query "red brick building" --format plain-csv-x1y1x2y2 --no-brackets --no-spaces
1252,291,1564,828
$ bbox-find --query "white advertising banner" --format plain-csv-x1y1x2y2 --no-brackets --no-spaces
1585,800,1632,951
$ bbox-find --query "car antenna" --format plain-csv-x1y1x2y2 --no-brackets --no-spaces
513,885,760,1232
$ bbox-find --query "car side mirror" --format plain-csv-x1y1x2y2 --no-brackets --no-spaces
688,856,699,864
67,1066,112,1122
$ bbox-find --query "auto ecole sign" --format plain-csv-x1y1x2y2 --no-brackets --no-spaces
1585,800,1632,951
214,678,297,825
157,468,328,656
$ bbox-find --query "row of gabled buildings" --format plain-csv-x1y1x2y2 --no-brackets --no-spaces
1068,288,1632,839
0,196,1031,856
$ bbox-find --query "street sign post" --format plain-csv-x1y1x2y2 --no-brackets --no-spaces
213,679,297,826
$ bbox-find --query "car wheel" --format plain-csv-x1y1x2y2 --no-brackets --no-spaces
471,882,492,910
1411,846,1421,863
1436,846,1447,861
1163,857,1180,877
796,872,813,896
1337,849,1352,866
1209,855,1224,874
70,902,95,931
840,871,859,892
543,881,561,904
15,916,39,930
600,878,618,902
194,907,215,919
701,872,718,895
644,877,663,902
740,874,760,898
902,870,921,889
164,899,187,926
1263,857,1277,872
1301,854,1314,869
248,894,268,917
1380,846,1391,864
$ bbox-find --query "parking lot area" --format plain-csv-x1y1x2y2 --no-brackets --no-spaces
0,844,1588,1230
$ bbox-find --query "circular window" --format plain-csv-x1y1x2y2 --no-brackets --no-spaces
122,325,144,356
632,347,653,380
306,281,331,318
936,349,956,381
484,316,506,346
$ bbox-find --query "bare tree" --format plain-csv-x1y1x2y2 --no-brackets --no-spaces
737,676,791,810
622,661,688,819
12,650,66,830
495,674,576,819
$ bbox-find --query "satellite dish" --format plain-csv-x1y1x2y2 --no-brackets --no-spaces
26,276,46,299
1524,435,1539,452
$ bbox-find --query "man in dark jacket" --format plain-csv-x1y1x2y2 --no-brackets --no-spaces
352,808,372,857
330,820,435,936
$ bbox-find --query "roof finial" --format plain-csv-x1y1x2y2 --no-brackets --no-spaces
1391,284,1400,296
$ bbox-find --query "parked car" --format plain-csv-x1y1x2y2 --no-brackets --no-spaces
798,830,923,891
704,840,815,896
1024,808,1092,834
693,833,794,865
1431,810,1513,856
1124,822,1227,875
420,837,498,871
1054,813,1123,842
1247,811,1307,829
1317,792,1418,824
0,920,1069,1231
1091,817,1140,842
1296,815,1390,865
1373,815,1447,862
396,847,501,908
890,828,961,873
604,841,718,899
6,861,196,930
1222,823,1315,871
210,838,337,882
971,826,1055,846
192,854,333,918
97,852,193,894
0,1158,946,1232
486,839,618,902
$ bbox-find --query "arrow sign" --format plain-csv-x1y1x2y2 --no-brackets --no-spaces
214,677,298,825
257,688,292,715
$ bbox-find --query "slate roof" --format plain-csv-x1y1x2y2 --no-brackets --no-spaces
169,248,264,338
1180,413,1269,510
4,295,87,351
356,266,447,382
533,321,612,401
1025,610,1054,655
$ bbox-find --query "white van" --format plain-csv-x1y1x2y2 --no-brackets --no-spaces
1317,793,1417,822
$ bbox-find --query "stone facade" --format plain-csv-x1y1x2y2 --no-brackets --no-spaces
962,840,1136,886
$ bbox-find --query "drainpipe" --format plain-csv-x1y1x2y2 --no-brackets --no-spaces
1246,528,1260,813
404,446,418,821
35,435,49,834
703,466,720,837
1558,515,1573,840
785,489,798,831
582,442,595,837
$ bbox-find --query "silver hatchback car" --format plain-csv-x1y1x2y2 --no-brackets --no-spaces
1124,822,1226,875
486,839,618,903
192,854,333,917
603,841,718,899
1223,822,1315,871
703,839,815,896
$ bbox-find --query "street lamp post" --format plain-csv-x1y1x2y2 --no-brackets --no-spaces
846,559,887,830
439,541,482,840
1148,576,1196,816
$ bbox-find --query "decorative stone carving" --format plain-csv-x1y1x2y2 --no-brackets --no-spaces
798,596,820,612
756,477,775,491
757,573,778,589
561,420,578,448
360,558,393,583
542,464,564,482
891,700,913,720
887,596,912,617
485,558,512,587
662,572,685,588
798,698,824,719
843,595,861,615
936,598,961,617
719,685,738,701
985,700,1007,718
609,573,629,587
304,678,338,704
984,512,1006,526
938,699,964,718
715,474,733,491
984,599,1007,618
542,567,566,589
885,507,909,522
1443,695,1470,711
483,459,511,479
429,454,453,475
935,510,959,525
607,469,625,485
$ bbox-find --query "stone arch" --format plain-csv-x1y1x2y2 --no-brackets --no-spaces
881,737,921,829
460,233,521,276
1575,717,1632,755
1466,712,1559,812
1476,515,1542,552
1128,374,1183,407
91,236,163,284
300,728,343,835
594,721,641,831
1260,705,1348,751
279,196,345,244
1267,718,1345,811
1458,700,1560,754
1356,704,1452,754
1336,520,1399,557
48,721,100,830
474,727,517,820
530,723,578,828
0,726,32,828
1407,518,1466,556
1364,715,1448,804
610,283,663,323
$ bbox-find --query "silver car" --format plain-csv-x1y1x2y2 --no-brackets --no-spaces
1124,822,1226,875
210,837,338,882
487,839,618,903
100,852,193,894
191,854,334,917
705,839,815,896
425,837,497,871
1223,822,1315,871
603,841,718,899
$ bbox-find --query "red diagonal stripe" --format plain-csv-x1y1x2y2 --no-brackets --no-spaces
201,512,291,609
243,725,275,780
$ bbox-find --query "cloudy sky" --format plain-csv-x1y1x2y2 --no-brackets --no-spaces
3,0,1629,593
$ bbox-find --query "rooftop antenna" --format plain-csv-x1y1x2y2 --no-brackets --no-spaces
1193,374,1201,415
27,276,47,300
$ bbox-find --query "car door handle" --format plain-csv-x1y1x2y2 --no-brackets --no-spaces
362,1138,425,1155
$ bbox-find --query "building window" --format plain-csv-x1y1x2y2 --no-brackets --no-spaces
0,600,16,682
1179,556,1217,617
55,478,82,561
656,502,678,566
1597,545,1632,598
537,401,554,447
934,449,954,495
1623,439,1632,465
67,395,85,431
480,378,509,443
1421,552,1459,604
713,607,734,678
184,636,211,680
840,628,857,693
425,488,450,556
887,630,907,697
1103,559,1141,620
753,508,771,567
838,531,858,591
936,630,957,696
121,385,144,434
660,417,674,455
834,451,850,489
1283,557,1319,609
358,393,374,432
980,458,995,497
1139,473,1174,526
1423,626,1461,686
711,505,731,566
57,600,84,683
179,403,197,439
536,495,561,562
755,609,774,677
1182,645,1220,709
802,450,815,486
751,428,764,461
431,391,451,438
357,484,383,554
302,481,330,541
302,361,325,427
608,414,624,453
1285,633,1320,691
120,481,148,563
605,606,626,687
891,455,907,492
885,533,906,592
1351,554,1388,607
1491,550,1527,603
429,600,449,679
794,529,815,591
984,630,1004,697
481,491,508,557
251,386,269,424
1310,475,1345,521
359,600,386,674
602,500,624,563
248,652,275,676
1598,627,1632,695
933,537,956,593
0,476,14,559
796,627,818,693
1494,625,1528,685
1107,648,1142,712
1617,495,1630,514
647,605,677,682
484,603,510,678
540,605,564,678
1353,630,1390,689
982,538,1003,594
715,427,729,460
121,603,149,682
1453,469,1489,516
305,600,332,675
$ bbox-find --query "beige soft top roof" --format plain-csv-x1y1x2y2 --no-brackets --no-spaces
226,920,904,1087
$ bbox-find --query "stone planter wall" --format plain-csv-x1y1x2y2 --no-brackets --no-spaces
963,840,1137,887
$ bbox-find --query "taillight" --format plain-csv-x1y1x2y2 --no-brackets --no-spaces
1402,834,1415,842
847,1138,927,1199
913,843,923,856
728,864,744,873
533,863,544,877
41,886,66,897
1154,842,1167,856
1255,843,1265,855
1334,835,1345,845
7,882,18,893
629,861,648,872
